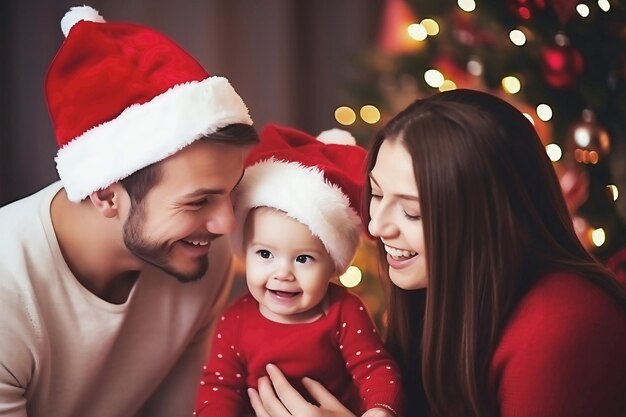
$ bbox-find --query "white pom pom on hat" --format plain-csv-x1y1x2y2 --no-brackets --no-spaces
316,128,357,145
60,5,106,37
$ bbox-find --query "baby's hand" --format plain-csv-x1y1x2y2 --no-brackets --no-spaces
361,406,396,417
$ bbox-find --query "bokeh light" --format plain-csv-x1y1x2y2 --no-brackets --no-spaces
334,106,356,126
360,105,381,124
339,265,363,288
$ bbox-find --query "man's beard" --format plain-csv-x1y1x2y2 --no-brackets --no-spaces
122,203,208,283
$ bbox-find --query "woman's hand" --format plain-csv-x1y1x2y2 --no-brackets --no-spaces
248,364,357,417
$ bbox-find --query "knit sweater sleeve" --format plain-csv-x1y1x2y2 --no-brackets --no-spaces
0,282,34,417
491,273,626,417
195,299,248,417
337,291,405,417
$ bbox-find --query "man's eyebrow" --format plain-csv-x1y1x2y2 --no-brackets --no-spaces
181,188,225,199
180,170,246,199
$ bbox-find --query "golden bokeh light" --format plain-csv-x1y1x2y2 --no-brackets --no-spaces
545,143,562,162
360,105,381,124
420,19,440,36
502,76,521,94
339,265,363,288
335,106,357,126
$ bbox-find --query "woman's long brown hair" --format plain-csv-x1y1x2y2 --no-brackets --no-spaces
364,89,626,417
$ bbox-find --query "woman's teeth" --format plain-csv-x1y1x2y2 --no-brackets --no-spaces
384,244,416,259
184,240,209,246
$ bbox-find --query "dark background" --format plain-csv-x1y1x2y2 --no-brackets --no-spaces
0,0,381,205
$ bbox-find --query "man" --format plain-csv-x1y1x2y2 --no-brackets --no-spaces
0,5,258,417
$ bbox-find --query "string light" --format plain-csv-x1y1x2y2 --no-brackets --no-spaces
574,127,591,147
576,3,591,17
420,19,440,36
607,184,619,201
339,265,362,288
536,103,553,121
509,29,527,46
467,59,483,76
502,76,521,94
457,0,476,13
524,113,535,125
360,105,381,124
407,24,427,41
598,0,611,12
545,143,562,161
591,228,606,247
334,106,356,126
439,80,457,92
574,149,600,164
424,69,445,88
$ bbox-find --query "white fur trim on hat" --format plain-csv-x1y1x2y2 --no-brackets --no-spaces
55,76,253,202
61,5,106,37
231,159,362,274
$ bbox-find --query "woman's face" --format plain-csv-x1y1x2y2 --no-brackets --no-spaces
368,139,427,290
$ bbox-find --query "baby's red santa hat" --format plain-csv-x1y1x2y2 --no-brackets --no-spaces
46,5,253,202
231,124,367,274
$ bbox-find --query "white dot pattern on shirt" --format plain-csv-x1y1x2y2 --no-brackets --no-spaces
199,298,401,414
335,302,399,389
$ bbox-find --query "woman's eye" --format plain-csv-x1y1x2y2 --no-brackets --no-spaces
257,250,272,259
295,255,312,264
403,211,421,221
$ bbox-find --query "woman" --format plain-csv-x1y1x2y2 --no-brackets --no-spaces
249,89,626,417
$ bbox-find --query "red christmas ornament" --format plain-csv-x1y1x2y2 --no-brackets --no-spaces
541,35,583,89
565,109,611,163
507,0,546,20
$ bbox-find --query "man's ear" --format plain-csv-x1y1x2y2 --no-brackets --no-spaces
88,184,125,218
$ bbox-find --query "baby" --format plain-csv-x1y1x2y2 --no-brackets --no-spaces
195,124,404,417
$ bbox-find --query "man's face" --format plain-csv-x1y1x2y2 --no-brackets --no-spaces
123,140,246,282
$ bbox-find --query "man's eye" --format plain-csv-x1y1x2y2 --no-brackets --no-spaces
188,199,206,207
257,250,272,259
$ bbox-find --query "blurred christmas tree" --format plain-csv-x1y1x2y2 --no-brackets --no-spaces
344,0,625,267
340,0,626,322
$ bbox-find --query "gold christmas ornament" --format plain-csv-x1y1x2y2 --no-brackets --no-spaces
566,109,611,165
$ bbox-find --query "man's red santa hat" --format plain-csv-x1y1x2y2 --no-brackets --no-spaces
46,5,253,202
231,124,367,274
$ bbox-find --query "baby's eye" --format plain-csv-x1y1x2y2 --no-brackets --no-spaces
257,250,272,259
295,255,313,264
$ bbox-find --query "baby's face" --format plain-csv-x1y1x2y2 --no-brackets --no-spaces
244,207,336,324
